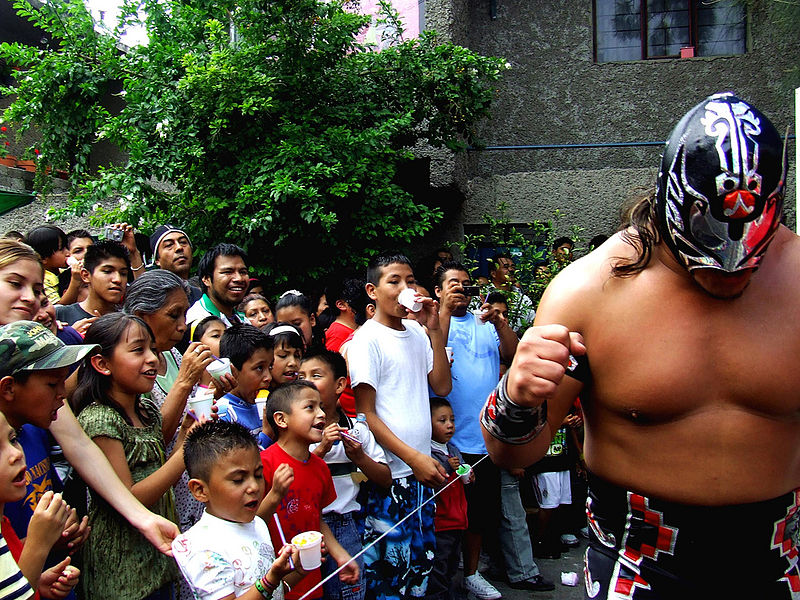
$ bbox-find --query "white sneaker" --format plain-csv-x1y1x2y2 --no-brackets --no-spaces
463,572,502,600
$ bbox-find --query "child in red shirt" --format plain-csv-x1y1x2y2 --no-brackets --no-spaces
428,398,471,600
259,381,359,600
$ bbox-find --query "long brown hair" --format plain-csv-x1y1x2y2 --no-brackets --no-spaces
72,312,155,426
611,188,660,278
0,238,43,275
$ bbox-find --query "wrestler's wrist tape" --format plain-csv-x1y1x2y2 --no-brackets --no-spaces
565,353,589,382
481,372,548,445
481,354,588,445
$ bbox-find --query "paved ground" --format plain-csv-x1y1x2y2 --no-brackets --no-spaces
451,537,587,600
490,540,586,600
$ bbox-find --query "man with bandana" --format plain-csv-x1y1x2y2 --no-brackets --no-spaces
481,93,797,599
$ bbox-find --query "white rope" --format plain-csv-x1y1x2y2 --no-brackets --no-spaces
298,453,490,600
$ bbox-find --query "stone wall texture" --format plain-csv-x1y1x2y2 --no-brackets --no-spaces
2,1,798,251
429,0,799,242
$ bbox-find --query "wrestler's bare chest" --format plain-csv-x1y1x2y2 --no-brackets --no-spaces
583,265,800,424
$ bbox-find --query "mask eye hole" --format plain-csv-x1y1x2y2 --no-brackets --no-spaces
723,179,736,191
748,179,758,191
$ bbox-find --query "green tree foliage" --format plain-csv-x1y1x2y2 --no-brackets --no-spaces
456,204,583,333
1,0,507,289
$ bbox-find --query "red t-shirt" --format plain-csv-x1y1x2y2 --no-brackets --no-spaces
325,322,354,353
325,322,357,417
261,444,336,600
434,473,468,532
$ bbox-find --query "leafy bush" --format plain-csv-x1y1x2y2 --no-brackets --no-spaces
1,0,507,291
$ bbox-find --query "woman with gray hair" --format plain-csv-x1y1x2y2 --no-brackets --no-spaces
123,271,213,542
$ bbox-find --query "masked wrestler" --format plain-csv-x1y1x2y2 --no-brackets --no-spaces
482,93,797,599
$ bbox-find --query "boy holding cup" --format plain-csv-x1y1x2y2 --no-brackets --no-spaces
172,420,303,599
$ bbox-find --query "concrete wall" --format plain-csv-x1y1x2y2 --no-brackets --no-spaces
431,0,799,240
3,1,797,251
0,166,95,235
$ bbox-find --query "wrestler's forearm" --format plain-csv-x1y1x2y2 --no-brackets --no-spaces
482,362,581,469
482,421,555,469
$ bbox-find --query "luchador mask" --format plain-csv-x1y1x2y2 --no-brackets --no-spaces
654,93,787,273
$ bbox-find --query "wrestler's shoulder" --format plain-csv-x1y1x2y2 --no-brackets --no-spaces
548,231,632,293
760,226,800,282
536,232,629,325
769,225,800,260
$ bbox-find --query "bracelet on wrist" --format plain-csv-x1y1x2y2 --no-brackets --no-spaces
131,262,145,271
260,575,277,592
481,371,547,445
254,579,273,599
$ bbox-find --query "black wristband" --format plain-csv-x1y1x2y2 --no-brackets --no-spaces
481,372,547,445
564,353,590,383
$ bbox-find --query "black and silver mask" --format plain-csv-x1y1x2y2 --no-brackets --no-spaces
655,93,787,273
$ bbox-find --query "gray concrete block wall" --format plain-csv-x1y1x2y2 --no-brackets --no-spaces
464,166,657,239
434,0,799,235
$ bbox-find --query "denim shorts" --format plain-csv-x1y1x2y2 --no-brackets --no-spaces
322,511,365,600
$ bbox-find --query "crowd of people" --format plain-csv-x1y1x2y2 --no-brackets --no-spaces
0,91,796,600
0,212,580,600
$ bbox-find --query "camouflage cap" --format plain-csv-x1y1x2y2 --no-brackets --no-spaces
0,321,99,378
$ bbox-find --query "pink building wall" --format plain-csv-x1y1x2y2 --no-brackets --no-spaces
355,0,423,48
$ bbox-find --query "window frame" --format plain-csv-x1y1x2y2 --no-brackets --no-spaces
592,0,746,63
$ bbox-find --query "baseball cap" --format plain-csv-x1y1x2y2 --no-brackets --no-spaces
149,224,192,263
0,321,99,378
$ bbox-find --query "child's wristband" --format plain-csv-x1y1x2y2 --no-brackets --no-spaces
254,577,275,599
254,579,272,599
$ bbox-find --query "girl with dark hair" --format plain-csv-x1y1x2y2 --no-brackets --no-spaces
74,312,198,600
274,290,324,349
24,225,68,304
123,269,213,442
123,270,216,597
262,322,304,389
0,241,183,562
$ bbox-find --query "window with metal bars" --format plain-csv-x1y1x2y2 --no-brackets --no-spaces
593,0,746,63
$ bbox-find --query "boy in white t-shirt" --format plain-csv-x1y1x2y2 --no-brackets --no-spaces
347,254,452,600
171,420,302,600
302,348,390,600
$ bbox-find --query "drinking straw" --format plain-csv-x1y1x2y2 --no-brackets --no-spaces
339,430,360,444
273,513,295,569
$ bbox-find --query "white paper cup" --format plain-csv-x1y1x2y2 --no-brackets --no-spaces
472,309,487,324
445,346,454,362
560,572,579,586
291,530,323,570
188,391,214,420
456,464,471,484
255,398,268,420
206,357,231,381
398,288,422,313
